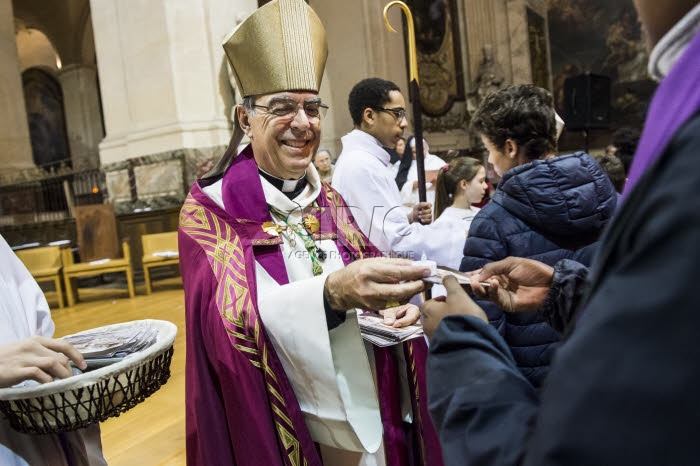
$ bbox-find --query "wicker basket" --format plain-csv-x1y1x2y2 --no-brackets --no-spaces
0,319,177,435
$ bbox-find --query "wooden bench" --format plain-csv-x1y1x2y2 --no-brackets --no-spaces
62,241,135,306
141,232,179,295
15,245,65,309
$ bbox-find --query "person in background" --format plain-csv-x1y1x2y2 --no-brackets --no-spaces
399,136,447,207
394,135,413,190
387,135,405,167
460,84,617,388
0,234,106,466
312,148,334,183
432,157,487,234
422,1,700,464
594,152,626,193
428,157,487,298
611,126,641,175
333,78,465,271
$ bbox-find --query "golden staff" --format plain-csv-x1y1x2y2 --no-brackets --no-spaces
383,1,428,206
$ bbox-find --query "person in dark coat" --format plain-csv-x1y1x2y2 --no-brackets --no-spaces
459,84,617,387
421,0,700,464
394,135,415,190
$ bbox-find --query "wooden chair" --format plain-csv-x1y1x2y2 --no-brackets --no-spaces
62,204,135,306
15,246,65,309
141,232,179,295
62,241,135,306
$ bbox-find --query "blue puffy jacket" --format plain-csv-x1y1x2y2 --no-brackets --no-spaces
459,152,617,387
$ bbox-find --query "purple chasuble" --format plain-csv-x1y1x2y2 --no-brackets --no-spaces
180,144,443,465
623,29,700,197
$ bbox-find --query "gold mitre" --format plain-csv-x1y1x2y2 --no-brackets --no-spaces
223,0,328,97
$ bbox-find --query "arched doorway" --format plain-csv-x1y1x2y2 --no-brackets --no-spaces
21,67,71,171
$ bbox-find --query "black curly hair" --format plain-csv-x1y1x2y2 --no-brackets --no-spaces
348,78,401,126
471,84,557,160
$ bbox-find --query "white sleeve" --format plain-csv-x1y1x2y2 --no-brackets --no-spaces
0,236,54,342
339,163,466,265
399,177,417,206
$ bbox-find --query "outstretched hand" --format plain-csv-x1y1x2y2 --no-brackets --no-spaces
420,275,488,339
470,257,554,313
325,257,430,311
0,336,86,388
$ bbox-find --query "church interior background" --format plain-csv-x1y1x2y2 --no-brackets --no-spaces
0,0,653,276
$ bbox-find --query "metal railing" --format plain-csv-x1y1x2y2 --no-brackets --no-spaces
0,167,106,226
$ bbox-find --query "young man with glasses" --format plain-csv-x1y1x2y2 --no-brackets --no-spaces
333,78,468,270
178,2,443,465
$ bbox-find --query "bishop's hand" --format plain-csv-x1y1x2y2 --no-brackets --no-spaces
324,258,430,312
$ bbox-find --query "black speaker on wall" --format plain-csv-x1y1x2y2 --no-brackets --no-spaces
563,73,611,130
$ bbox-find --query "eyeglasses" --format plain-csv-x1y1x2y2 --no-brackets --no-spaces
375,107,407,121
253,100,329,121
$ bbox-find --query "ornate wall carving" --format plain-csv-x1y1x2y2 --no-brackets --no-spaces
406,0,464,117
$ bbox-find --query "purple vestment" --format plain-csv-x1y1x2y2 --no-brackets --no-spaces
179,145,443,465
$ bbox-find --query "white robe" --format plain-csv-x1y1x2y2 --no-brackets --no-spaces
0,235,106,466
433,206,480,233
431,206,480,295
203,162,394,466
399,153,448,207
332,129,465,267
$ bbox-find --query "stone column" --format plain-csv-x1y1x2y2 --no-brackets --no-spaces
311,0,409,156
89,0,256,210
0,0,34,172
58,64,103,170
90,0,254,165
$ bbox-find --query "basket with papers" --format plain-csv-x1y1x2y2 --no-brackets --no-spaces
358,314,424,347
0,319,177,435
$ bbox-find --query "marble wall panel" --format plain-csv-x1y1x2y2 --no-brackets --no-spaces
106,169,131,202
134,160,184,199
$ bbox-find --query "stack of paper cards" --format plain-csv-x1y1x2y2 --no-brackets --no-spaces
63,327,158,369
358,314,424,347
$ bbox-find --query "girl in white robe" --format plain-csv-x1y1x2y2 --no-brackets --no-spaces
430,157,488,275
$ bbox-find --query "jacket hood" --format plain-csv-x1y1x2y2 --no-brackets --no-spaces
493,152,617,249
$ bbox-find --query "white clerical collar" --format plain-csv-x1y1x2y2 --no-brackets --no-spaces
341,129,392,167
260,163,322,214
258,167,307,193
648,3,700,81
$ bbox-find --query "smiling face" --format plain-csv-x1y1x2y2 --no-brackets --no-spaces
239,91,321,179
465,166,488,204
